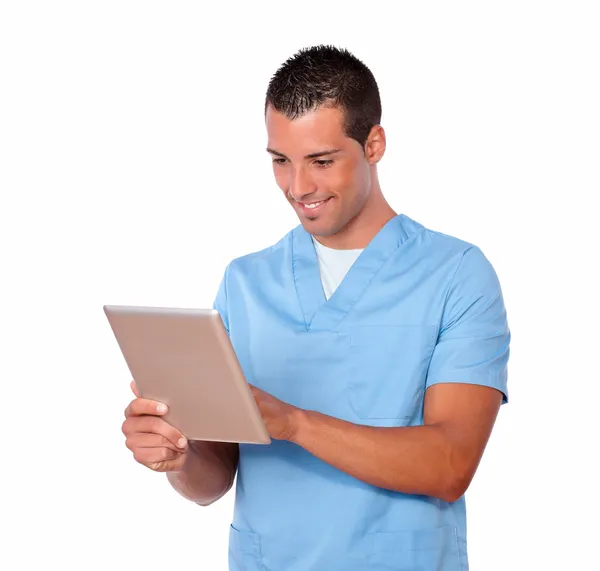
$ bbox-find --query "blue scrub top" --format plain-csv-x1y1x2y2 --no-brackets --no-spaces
214,214,510,571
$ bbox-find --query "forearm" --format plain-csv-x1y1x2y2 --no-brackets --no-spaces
291,410,464,502
166,441,239,506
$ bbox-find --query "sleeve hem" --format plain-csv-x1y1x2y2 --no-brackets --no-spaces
425,378,509,404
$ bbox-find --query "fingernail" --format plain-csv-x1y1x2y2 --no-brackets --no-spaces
156,403,167,414
177,437,187,448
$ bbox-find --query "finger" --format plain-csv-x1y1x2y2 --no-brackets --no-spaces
124,397,168,418
133,446,181,468
249,385,264,398
122,416,187,449
130,380,140,398
125,432,185,453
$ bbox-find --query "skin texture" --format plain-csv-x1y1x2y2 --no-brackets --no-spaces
123,102,503,505
122,381,239,506
249,383,502,502
122,380,188,473
266,103,396,249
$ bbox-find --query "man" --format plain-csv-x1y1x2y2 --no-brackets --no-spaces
122,45,510,571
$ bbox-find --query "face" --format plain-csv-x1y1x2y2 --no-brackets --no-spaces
266,104,381,238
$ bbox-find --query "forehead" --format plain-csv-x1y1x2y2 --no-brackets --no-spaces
266,104,349,154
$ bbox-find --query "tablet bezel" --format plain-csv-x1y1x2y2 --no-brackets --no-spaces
104,305,271,445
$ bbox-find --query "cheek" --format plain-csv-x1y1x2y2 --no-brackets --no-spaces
325,164,365,199
315,168,350,192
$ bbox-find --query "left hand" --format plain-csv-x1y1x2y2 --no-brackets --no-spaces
249,385,301,441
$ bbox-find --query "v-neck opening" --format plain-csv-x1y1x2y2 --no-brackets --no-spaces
292,214,411,331
311,236,364,304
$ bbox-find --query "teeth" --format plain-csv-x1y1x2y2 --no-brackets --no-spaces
305,200,325,209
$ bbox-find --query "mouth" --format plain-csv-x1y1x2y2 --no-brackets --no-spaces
296,197,332,217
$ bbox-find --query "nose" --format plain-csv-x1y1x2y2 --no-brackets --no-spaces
287,166,316,203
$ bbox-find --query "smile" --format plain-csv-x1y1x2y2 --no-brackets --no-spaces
298,197,331,215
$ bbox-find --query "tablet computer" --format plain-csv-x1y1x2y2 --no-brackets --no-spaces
103,305,271,445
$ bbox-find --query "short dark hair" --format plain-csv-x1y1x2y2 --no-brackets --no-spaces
265,45,382,150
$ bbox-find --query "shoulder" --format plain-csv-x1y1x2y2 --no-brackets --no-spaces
224,227,296,279
402,214,474,253
401,213,494,277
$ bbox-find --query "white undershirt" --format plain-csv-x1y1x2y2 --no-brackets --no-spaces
312,237,364,300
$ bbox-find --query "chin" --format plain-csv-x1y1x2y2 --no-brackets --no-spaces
299,216,337,238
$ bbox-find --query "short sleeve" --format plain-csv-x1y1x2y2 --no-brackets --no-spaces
212,264,230,334
426,246,511,403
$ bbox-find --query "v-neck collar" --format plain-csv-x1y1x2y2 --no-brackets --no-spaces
291,214,412,331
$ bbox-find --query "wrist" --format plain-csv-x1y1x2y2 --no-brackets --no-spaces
167,441,201,478
289,407,313,445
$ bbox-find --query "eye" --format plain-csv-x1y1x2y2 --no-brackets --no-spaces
315,159,333,168
272,158,287,166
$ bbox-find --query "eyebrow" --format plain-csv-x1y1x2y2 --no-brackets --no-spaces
266,148,342,160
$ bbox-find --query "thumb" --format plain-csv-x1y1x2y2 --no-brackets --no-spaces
130,380,140,398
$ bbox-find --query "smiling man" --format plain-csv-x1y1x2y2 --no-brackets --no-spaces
123,45,510,571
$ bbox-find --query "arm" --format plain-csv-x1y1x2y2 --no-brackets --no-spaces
252,246,510,502
167,441,239,506
289,383,502,502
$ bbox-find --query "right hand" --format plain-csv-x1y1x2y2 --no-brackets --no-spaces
122,380,189,473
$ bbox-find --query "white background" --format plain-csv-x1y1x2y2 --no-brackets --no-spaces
1,1,598,569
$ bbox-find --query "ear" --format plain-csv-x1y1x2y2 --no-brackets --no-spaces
364,125,386,164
